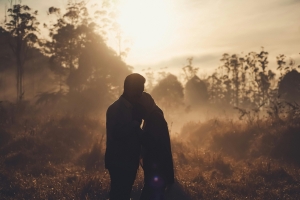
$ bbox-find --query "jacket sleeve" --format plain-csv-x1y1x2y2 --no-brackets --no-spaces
106,106,141,141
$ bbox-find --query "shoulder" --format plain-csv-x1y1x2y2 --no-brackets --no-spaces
107,99,121,115
148,106,167,125
107,97,132,115
155,105,164,115
152,105,164,119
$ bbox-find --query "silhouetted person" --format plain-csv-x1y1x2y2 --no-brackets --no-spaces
105,73,146,200
139,92,174,200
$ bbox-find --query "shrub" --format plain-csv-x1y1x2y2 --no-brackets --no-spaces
0,129,11,147
210,127,254,159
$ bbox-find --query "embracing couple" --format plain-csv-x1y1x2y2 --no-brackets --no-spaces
105,73,174,200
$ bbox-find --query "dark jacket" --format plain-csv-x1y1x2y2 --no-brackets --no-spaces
142,106,175,185
105,96,142,170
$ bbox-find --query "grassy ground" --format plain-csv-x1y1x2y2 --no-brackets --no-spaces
1,110,300,199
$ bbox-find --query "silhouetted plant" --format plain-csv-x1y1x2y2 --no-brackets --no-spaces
208,53,245,107
3,4,39,101
182,57,199,81
207,71,224,105
210,49,279,111
278,69,300,104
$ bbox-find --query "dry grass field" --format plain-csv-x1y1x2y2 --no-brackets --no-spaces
1,105,300,200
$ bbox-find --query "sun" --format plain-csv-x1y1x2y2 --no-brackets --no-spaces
117,0,174,50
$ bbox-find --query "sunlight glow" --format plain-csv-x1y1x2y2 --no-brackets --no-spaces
117,0,174,50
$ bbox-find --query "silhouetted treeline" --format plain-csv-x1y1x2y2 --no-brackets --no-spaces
149,52,300,120
0,1,299,117
0,1,131,115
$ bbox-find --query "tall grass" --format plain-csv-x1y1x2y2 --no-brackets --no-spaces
0,103,300,199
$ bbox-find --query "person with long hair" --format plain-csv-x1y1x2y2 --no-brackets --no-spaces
138,92,174,200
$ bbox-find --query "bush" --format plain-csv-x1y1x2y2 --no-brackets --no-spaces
4,152,32,169
210,124,255,159
0,129,11,147
270,125,300,164
77,141,103,171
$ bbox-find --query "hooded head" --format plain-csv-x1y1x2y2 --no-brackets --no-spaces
138,92,156,117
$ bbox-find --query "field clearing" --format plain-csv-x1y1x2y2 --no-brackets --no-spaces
1,111,300,199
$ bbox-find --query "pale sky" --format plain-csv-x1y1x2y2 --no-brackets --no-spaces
1,0,300,78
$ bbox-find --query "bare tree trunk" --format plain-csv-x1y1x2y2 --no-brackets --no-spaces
16,39,24,102
16,63,19,101
20,62,24,100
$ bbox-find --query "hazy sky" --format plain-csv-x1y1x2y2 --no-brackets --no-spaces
1,0,299,77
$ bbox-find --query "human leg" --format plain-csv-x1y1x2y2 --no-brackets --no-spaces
140,169,166,200
108,167,137,200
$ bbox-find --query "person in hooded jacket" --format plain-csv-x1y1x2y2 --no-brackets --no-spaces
138,92,174,200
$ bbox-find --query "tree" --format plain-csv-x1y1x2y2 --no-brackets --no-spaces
0,27,13,99
245,51,260,106
256,49,271,105
244,49,275,107
182,57,198,81
0,27,13,72
44,2,91,93
41,1,132,114
207,71,224,105
277,55,300,104
219,53,244,106
182,57,208,107
212,49,276,109
4,4,39,101
278,70,300,104
185,76,208,107
151,74,184,112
